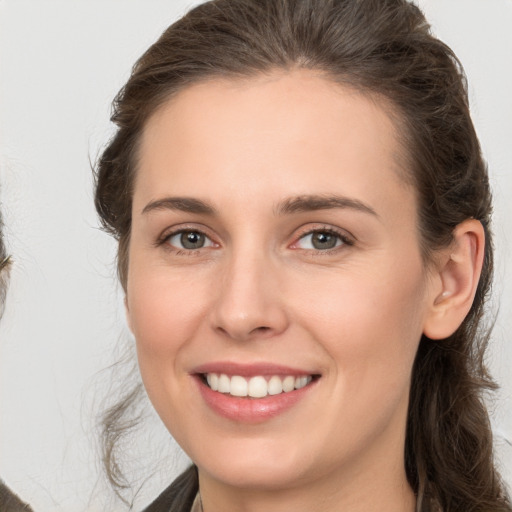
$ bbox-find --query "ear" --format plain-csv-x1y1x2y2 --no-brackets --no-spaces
423,219,485,340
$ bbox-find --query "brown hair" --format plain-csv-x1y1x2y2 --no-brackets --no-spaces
0,208,11,318
95,0,511,510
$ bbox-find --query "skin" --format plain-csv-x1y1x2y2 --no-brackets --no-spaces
126,70,480,512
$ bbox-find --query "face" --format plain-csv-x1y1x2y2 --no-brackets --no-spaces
127,70,436,493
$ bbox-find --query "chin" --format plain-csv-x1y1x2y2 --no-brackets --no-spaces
191,436,316,490
201,459,309,490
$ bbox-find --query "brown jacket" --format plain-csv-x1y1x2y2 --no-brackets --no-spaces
0,480,34,512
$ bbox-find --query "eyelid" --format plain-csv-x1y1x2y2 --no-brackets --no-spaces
155,222,354,253
289,224,355,251
168,231,215,250
156,223,219,249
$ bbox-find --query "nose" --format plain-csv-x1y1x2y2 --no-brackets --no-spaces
210,251,289,342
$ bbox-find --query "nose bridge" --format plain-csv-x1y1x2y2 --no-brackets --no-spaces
211,241,287,341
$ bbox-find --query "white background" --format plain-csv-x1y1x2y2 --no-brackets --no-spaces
0,1,511,511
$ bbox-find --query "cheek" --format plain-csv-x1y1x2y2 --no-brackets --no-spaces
126,265,211,378
293,258,427,394
126,266,215,431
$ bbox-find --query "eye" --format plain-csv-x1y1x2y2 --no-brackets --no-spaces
294,229,350,251
166,230,215,250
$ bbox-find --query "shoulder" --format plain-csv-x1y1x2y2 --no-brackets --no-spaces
0,480,34,512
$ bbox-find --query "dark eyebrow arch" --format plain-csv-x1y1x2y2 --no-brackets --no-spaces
276,194,378,217
142,197,216,216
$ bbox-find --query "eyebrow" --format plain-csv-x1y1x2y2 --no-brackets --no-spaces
276,194,378,217
142,197,216,215
141,194,378,218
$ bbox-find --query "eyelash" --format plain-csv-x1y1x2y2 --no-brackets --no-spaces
291,226,354,254
156,226,217,256
157,225,354,255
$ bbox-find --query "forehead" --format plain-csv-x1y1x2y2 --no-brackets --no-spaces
135,69,412,214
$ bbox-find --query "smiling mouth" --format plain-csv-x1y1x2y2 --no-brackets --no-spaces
201,373,318,398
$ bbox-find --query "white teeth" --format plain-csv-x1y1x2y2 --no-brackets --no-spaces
267,375,283,395
282,375,295,392
230,375,248,397
218,374,231,393
295,376,309,389
248,376,267,398
206,373,219,391
204,373,314,397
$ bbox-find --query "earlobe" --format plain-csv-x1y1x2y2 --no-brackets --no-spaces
423,219,485,340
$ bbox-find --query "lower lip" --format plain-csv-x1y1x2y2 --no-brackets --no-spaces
195,376,317,423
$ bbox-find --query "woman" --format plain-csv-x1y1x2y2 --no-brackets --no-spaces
95,0,511,510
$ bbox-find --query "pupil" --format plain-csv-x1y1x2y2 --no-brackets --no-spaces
181,231,205,249
312,232,336,250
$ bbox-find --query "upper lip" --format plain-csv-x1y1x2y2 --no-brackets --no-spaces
192,361,319,377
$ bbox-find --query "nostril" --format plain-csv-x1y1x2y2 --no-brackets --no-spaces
215,324,274,342
252,326,271,333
